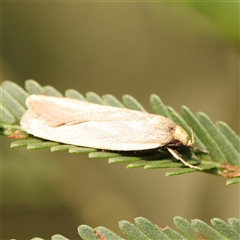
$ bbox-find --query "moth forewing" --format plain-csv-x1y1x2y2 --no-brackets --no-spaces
21,95,201,169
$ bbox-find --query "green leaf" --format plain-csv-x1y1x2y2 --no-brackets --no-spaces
50,144,74,152
43,86,63,97
211,218,240,240
102,94,125,108
11,138,43,148
197,112,240,166
134,217,170,240
86,91,104,104
0,87,26,122
51,235,69,240
228,218,240,234
25,79,45,95
166,168,197,176
166,162,218,176
160,227,187,240
89,151,121,159
0,104,16,124
95,226,123,240
226,178,240,185
122,94,147,112
145,161,187,169
119,220,150,240
174,216,200,239
126,162,148,169
150,94,170,118
65,89,87,101
217,121,240,153
69,146,98,154
2,80,29,107
109,152,166,164
182,106,228,164
191,219,226,240
78,225,99,240
27,141,60,150
109,156,144,164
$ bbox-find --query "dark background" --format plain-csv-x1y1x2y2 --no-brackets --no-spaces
1,1,239,239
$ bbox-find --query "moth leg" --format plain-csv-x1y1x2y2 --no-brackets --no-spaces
167,147,202,170
192,146,209,154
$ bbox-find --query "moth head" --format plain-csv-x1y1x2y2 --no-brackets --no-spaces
173,125,194,147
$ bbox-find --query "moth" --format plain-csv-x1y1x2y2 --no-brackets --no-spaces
20,95,202,170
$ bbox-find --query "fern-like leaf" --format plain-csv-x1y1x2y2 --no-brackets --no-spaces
28,217,240,240
1,80,240,184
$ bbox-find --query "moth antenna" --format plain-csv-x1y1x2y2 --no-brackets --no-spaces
190,127,194,145
189,128,209,154
167,148,202,170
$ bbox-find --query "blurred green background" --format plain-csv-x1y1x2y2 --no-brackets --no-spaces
1,1,239,239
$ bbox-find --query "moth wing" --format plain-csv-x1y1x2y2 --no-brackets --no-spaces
24,95,153,127
21,114,173,150
21,95,176,150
